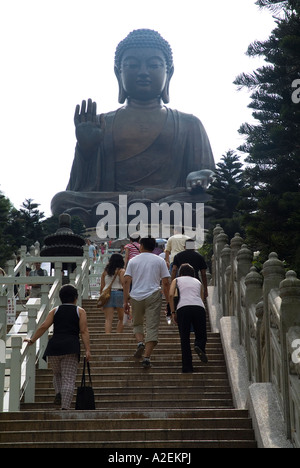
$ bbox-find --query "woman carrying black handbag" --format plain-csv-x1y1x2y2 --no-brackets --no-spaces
25,284,91,410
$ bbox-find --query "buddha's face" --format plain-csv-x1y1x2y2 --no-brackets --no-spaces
118,47,169,101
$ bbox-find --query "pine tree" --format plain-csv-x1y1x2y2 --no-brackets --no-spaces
207,150,245,239
0,192,16,268
234,0,300,272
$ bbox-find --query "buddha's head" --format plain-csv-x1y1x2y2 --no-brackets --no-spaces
114,29,174,104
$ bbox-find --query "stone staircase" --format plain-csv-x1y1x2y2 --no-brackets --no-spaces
0,299,257,448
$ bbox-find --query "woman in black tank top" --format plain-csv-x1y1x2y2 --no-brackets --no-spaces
25,284,91,409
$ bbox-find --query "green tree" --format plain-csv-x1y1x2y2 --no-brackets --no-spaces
234,0,300,272
0,191,87,268
0,192,16,267
207,150,245,239
18,199,45,249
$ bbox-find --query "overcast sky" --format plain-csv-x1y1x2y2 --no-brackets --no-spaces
1,0,276,218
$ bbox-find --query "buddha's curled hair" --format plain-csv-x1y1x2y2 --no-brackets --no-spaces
114,29,173,72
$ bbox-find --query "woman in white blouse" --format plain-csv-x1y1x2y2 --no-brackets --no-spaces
169,263,208,373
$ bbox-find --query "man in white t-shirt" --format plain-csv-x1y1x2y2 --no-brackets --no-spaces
123,237,170,368
164,227,189,269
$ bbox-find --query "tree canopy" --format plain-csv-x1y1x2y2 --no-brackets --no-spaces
0,192,85,270
233,0,300,272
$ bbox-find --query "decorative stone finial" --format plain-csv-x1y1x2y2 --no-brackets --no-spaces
245,266,263,288
262,252,285,280
280,270,300,300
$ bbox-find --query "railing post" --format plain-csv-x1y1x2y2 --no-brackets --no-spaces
230,234,244,319
212,224,223,286
18,246,27,299
37,284,51,371
24,309,37,403
230,233,244,260
237,244,253,342
279,270,300,440
9,336,23,411
255,300,264,382
216,230,228,304
220,245,231,316
76,259,83,306
245,266,263,309
0,296,7,412
245,266,263,379
6,260,15,300
262,252,285,382
83,246,90,299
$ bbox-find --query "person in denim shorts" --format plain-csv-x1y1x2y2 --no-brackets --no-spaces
100,253,125,333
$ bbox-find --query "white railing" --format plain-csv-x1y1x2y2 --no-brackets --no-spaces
0,250,92,412
212,225,300,448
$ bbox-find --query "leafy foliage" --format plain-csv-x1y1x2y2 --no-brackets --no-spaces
0,192,86,269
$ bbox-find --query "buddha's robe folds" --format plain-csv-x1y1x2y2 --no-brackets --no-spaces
51,107,215,217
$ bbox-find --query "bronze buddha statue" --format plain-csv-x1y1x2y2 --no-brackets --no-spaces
51,29,215,227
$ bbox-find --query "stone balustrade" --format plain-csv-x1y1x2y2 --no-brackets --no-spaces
211,225,300,448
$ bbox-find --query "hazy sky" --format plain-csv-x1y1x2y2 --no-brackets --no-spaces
1,0,276,218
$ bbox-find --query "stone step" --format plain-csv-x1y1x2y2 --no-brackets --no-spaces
0,412,254,431
0,409,255,448
0,439,257,449
35,378,230,389
34,369,229,381
0,408,251,420
1,299,257,448
1,427,256,444
32,365,228,375
32,389,233,402
21,398,234,411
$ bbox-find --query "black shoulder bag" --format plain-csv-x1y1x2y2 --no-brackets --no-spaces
75,358,96,410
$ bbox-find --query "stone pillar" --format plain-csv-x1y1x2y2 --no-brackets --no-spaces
212,225,223,287
255,300,264,382
216,230,228,304
262,252,285,382
230,233,244,260
220,245,231,316
233,244,253,342
245,266,263,379
237,245,253,282
229,234,245,320
279,270,300,438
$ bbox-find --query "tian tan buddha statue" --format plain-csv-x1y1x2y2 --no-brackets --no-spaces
51,29,215,227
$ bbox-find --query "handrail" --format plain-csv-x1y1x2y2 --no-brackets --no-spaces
0,251,92,412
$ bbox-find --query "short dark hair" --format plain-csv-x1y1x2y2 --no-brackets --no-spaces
178,263,195,277
59,284,78,303
140,236,156,252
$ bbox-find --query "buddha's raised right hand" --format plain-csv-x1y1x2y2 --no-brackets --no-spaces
74,98,104,151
